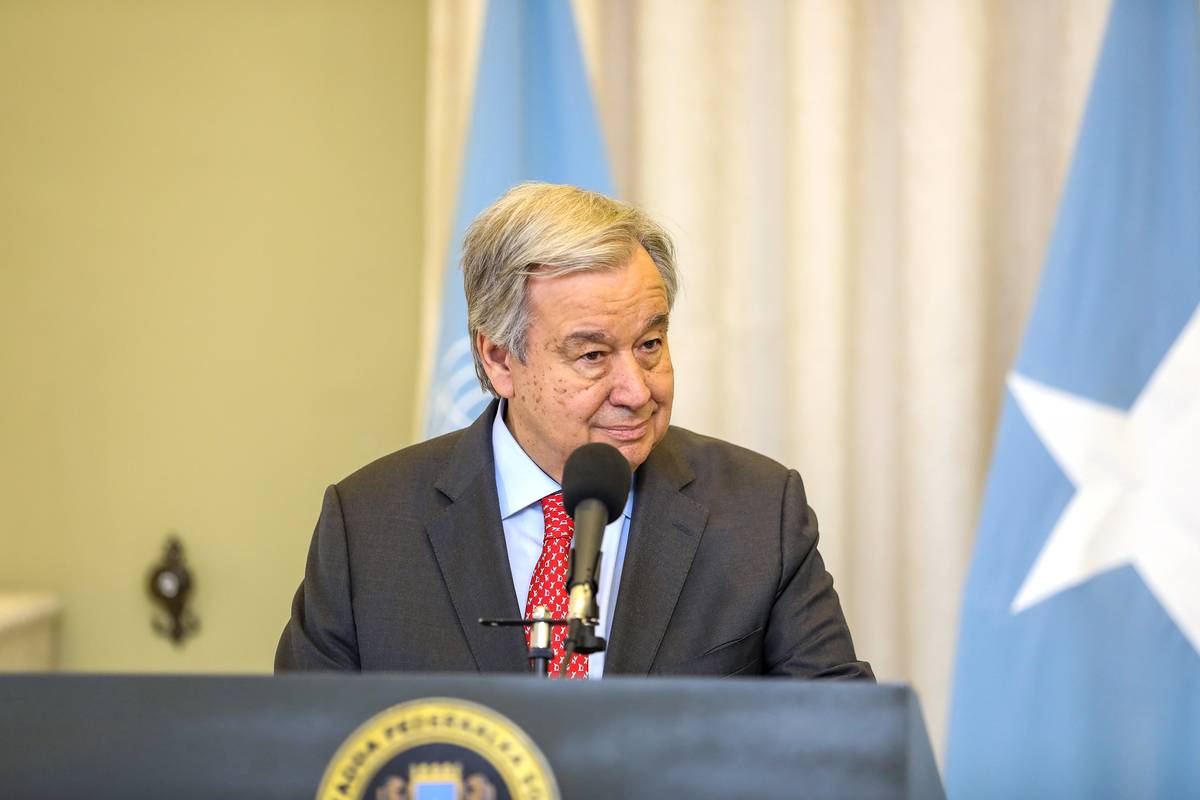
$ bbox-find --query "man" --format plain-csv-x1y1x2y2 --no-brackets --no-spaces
276,183,872,680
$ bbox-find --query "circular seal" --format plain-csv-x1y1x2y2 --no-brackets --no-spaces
316,697,560,800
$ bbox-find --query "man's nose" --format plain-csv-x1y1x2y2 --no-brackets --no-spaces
607,351,652,409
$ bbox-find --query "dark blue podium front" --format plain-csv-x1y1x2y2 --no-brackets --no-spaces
0,673,943,799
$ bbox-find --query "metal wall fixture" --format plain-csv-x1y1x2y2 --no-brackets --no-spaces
148,535,199,646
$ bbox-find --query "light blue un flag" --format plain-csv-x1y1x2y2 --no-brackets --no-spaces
423,0,613,436
946,0,1200,796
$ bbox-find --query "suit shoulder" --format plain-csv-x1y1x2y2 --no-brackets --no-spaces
665,426,793,485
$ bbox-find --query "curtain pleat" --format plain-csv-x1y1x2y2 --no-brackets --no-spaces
429,0,1111,756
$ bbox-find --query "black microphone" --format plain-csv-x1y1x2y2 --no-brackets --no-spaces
561,442,631,657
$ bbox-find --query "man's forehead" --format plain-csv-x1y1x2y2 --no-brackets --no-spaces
525,251,670,339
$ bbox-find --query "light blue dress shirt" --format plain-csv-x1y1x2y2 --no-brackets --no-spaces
491,401,632,678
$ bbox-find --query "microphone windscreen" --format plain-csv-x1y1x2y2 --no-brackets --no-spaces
562,443,632,523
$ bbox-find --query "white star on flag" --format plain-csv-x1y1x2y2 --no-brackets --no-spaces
1008,306,1200,654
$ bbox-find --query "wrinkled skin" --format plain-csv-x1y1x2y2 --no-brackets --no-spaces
477,246,674,482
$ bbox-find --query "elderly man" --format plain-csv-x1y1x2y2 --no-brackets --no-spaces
276,183,871,680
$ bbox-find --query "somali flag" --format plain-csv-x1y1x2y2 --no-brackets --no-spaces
423,0,613,436
946,0,1200,796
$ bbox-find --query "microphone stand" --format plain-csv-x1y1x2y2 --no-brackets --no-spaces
478,606,568,677
562,558,606,675
479,579,609,678
561,499,608,672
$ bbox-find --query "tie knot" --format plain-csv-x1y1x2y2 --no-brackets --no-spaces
540,492,573,540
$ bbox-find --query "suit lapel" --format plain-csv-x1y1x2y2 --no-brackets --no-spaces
605,432,709,675
425,401,529,673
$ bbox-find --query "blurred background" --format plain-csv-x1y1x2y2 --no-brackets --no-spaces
0,0,1117,759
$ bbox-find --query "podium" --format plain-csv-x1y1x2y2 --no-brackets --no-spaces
0,673,944,799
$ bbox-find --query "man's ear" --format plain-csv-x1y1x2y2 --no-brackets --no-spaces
476,332,516,398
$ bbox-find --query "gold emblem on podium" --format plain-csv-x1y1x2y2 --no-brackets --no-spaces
316,698,559,800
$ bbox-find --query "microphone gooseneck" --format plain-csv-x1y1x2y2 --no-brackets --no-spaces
561,442,632,662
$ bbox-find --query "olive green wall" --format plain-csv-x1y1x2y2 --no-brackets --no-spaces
0,1,428,671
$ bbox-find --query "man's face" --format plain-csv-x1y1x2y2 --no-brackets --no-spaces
478,246,674,482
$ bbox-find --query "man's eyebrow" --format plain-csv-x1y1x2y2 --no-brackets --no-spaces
557,314,671,353
644,313,670,333
560,330,614,348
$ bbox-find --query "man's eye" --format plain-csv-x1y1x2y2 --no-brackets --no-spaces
641,338,662,351
580,351,604,362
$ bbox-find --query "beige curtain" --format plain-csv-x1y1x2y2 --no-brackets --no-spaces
423,0,1110,756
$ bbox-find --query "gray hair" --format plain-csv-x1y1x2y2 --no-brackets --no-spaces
463,182,679,395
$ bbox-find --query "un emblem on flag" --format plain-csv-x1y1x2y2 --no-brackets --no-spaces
316,698,559,800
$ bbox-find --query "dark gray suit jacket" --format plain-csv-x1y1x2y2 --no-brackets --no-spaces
276,402,872,679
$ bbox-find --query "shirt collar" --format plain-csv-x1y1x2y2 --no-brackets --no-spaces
491,400,635,521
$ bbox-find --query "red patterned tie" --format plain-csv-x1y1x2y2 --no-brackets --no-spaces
523,492,588,678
